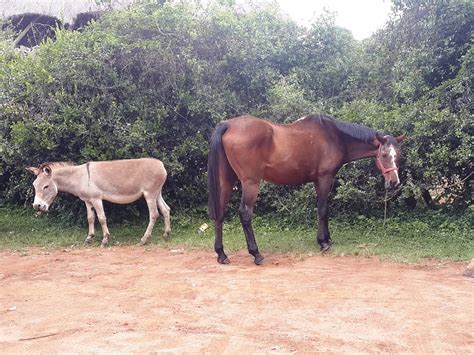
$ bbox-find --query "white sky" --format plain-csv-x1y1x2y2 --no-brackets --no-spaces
273,0,392,40
0,0,393,40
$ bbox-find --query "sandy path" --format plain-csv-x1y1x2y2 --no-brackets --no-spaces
0,247,472,353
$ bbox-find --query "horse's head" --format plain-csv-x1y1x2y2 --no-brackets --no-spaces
26,164,58,213
375,133,405,190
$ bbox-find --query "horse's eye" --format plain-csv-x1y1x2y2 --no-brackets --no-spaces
382,153,388,158
43,185,49,190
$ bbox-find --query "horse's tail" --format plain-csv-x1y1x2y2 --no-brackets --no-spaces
208,122,229,221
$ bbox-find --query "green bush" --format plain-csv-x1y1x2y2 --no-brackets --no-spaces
0,0,472,225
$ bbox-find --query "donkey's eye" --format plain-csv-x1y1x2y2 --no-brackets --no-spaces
43,185,49,190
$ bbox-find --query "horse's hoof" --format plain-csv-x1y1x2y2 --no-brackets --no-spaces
162,233,170,241
254,254,265,265
138,240,147,246
321,244,331,253
320,240,334,253
218,256,230,264
100,242,109,248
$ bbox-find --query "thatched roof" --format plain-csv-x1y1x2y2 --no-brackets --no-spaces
1,0,135,47
1,0,133,24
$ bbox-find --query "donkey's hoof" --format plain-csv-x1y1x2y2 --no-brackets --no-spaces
83,235,94,246
218,256,230,264
254,254,265,265
138,239,149,246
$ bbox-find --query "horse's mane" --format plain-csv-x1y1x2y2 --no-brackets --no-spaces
38,161,76,170
308,115,381,143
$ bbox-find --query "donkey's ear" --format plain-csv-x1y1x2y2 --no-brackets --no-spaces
395,133,406,143
375,133,387,144
42,166,52,175
26,167,40,176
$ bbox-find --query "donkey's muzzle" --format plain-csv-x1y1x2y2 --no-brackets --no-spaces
33,203,48,212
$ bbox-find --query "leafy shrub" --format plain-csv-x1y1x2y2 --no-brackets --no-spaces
0,0,472,225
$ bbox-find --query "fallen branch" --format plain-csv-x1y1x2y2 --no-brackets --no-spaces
19,332,59,341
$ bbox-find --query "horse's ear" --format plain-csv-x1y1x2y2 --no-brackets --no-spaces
42,166,52,175
375,133,387,144
395,133,406,143
26,167,40,176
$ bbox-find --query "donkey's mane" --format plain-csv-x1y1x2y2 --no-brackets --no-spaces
308,115,381,143
39,161,76,170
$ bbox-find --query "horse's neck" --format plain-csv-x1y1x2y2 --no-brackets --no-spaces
53,166,84,196
344,139,378,163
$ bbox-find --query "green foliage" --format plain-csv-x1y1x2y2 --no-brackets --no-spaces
0,0,472,224
293,10,358,105
362,0,473,103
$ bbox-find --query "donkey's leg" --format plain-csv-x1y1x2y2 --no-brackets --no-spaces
239,180,264,265
157,192,171,240
315,174,336,252
84,201,96,245
90,199,111,247
139,192,159,246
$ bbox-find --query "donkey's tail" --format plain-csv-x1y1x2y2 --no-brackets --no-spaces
208,122,229,221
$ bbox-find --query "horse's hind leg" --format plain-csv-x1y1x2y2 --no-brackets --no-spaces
214,173,235,264
140,192,159,245
157,192,171,240
239,180,264,265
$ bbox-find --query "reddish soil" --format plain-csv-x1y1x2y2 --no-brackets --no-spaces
0,247,472,353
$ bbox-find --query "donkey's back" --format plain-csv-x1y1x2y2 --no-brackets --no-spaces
87,158,167,198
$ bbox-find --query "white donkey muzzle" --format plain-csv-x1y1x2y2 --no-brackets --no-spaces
33,196,49,212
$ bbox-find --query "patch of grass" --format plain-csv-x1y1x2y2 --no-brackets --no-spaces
0,207,472,263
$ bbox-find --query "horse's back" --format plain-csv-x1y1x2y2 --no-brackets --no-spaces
221,115,344,184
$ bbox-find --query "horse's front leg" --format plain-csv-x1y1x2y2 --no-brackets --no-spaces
314,175,335,252
90,199,111,247
84,201,96,245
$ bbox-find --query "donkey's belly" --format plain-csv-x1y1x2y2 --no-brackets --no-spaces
102,192,143,204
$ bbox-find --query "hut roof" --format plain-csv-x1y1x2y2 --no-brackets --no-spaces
0,0,133,24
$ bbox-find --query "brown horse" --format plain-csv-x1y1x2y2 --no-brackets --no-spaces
208,115,405,265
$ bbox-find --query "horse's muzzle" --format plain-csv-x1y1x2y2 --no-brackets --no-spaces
385,180,399,190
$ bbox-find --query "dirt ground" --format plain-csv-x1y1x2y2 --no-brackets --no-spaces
0,246,472,353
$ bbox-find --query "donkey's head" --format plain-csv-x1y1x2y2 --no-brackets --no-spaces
375,133,406,190
26,164,58,213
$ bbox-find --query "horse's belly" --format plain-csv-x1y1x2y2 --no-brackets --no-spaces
263,166,313,185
